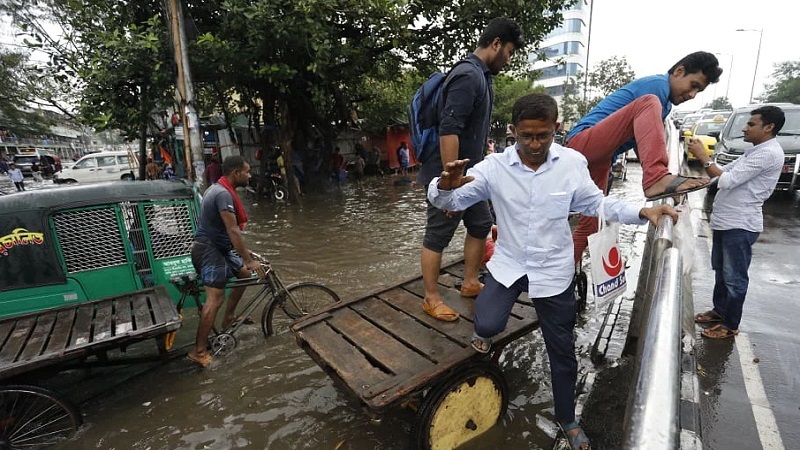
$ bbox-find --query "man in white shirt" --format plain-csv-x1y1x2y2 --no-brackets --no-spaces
689,105,784,339
428,93,677,449
7,163,25,191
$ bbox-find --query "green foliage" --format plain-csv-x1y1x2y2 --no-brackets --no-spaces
762,61,800,104
560,56,636,125
704,97,733,110
492,74,540,131
588,56,635,97
0,49,54,134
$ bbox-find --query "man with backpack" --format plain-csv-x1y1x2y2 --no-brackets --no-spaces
414,17,524,321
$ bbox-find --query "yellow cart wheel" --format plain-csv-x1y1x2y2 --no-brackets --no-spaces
411,361,508,450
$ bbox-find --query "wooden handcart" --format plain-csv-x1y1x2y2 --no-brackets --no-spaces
0,286,180,448
292,262,540,450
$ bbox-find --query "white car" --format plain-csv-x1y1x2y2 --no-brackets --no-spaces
55,151,137,184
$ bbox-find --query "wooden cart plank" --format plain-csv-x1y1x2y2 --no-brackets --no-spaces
148,292,167,325
350,299,466,363
437,272,459,289
132,294,154,330
296,323,390,394
0,318,36,364
44,309,76,354
441,262,466,279
0,321,15,349
378,288,474,343
327,308,435,375
114,297,134,335
18,312,57,361
70,304,95,347
92,301,113,342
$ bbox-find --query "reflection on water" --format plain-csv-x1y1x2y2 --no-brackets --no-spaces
49,169,649,450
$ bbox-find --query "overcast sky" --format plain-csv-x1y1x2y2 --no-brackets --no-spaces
586,0,798,110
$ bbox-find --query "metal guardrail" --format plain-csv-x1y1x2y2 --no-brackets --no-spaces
623,119,686,449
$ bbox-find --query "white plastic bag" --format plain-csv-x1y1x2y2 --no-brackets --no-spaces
587,200,627,302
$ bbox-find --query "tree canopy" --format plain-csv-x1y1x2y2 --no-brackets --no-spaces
762,61,800,104
560,56,636,125
704,97,733,110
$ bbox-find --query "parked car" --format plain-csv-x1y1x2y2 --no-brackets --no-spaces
700,110,732,122
54,150,137,184
671,110,693,129
12,149,59,177
679,113,703,140
684,118,727,161
713,103,800,192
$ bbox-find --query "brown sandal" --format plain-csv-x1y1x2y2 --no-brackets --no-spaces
694,310,723,324
187,351,213,368
422,301,459,322
701,324,738,339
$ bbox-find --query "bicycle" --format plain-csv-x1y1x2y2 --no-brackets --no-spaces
170,253,340,356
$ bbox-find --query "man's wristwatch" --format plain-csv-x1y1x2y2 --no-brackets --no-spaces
703,160,715,169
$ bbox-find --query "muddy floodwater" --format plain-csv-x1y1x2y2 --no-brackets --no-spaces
8,170,645,450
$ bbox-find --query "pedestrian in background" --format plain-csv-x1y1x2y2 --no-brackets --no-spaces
31,161,43,182
690,106,785,339
397,141,410,177
205,153,222,185
416,17,524,322
8,163,24,191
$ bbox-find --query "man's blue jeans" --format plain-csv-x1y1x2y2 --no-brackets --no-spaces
474,273,577,425
711,229,759,330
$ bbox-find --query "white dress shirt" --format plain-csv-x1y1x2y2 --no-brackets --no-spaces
711,138,784,232
428,143,647,298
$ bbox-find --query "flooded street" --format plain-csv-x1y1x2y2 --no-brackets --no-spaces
1,169,647,450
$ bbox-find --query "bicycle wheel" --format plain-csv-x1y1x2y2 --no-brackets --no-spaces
262,282,340,337
0,385,82,449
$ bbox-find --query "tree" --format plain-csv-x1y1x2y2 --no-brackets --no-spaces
762,61,800,104
559,57,636,126
0,49,53,134
492,74,542,136
704,97,733,110
587,56,635,97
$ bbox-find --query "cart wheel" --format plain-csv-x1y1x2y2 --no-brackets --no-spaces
210,333,237,356
411,361,508,450
0,385,82,449
262,282,340,337
575,270,588,313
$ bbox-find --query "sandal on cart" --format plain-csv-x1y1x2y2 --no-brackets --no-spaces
422,301,459,322
470,338,491,354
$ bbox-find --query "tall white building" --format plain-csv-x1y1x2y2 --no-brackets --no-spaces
532,0,593,101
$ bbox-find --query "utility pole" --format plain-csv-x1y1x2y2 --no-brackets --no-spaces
167,0,204,188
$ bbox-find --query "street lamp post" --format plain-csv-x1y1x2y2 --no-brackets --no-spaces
714,53,734,101
736,28,764,104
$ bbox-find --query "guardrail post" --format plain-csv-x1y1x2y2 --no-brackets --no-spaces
623,248,683,449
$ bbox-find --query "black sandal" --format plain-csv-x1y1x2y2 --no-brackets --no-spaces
646,176,717,201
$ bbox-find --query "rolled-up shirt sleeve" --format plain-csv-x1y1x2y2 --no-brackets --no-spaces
717,151,781,190
439,73,481,136
427,164,491,211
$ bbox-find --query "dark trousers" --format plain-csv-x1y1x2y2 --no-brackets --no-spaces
14,181,24,191
474,273,578,425
711,229,759,330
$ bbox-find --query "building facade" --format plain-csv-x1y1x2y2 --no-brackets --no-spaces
532,0,593,101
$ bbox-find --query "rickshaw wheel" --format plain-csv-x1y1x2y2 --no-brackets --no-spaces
0,385,82,449
411,361,508,450
210,333,237,356
274,186,288,201
262,282,340,337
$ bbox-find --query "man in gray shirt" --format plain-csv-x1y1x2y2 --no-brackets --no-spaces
689,105,785,338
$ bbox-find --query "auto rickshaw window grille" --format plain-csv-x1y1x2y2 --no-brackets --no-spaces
53,208,128,273
144,202,193,260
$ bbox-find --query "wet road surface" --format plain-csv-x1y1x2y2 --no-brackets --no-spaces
686,182,800,450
